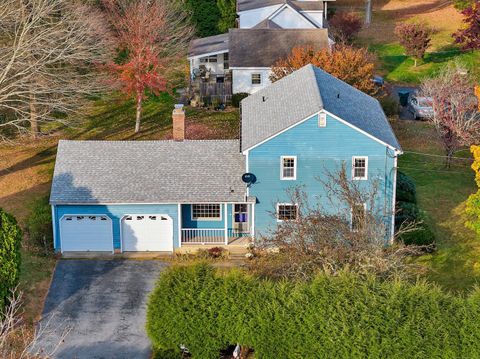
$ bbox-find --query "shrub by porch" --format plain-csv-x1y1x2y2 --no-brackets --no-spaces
147,264,480,358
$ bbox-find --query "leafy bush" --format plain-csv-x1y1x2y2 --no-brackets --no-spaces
395,201,419,228
26,196,53,255
147,264,480,358
231,92,249,108
0,208,22,311
379,96,399,117
399,220,435,246
454,0,475,10
396,171,417,204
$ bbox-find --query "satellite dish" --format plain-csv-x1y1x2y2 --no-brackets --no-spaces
242,173,256,185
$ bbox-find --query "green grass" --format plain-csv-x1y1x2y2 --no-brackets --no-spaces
370,43,480,84
392,121,478,292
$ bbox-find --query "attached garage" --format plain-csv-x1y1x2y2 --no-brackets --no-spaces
121,214,173,252
60,215,113,252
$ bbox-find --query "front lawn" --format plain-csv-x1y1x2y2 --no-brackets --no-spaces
392,120,478,292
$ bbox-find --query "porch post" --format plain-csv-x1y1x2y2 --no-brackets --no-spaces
224,203,228,245
251,203,255,242
178,203,182,248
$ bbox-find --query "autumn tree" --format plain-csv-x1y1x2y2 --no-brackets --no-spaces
103,0,194,133
270,45,377,96
0,0,113,139
421,64,480,167
453,1,480,50
466,145,480,238
329,11,362,43
395,22,432,67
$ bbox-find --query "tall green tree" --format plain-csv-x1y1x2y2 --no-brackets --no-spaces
184,0,221,37
466,145,480,238
217,0,236,33
0,208,22,311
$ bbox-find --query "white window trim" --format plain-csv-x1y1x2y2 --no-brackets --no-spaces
191,204,222,221
350,203,367,232
251,73,262,85
352,156,368,180
276,203,299,222
280,155,297,180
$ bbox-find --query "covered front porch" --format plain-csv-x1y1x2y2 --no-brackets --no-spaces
179,203,254,246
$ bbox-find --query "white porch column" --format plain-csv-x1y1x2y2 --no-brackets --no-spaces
224,203,228,245
178,203,182,248
251,203,255,242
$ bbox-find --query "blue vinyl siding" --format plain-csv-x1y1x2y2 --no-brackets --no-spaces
53,204,179,251
247,113,397,238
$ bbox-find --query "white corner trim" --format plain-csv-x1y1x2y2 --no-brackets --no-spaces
178,203,182,248
390,155,398,243
51,205,57,250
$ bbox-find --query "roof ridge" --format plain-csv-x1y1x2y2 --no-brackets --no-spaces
307,64,324,111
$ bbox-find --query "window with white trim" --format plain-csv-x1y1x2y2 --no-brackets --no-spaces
277,203,298,221
281,156,296,180
251,73,261,85
351,203,366,232
192,204,222,220
318,113,327,127
352,156,368,180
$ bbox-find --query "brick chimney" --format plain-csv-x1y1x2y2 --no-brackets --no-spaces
172,104,185,141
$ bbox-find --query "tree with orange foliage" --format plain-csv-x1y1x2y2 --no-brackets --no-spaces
270,45,377,96
103,0,193,133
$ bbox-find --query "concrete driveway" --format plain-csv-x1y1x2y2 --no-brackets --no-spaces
32,260,166,359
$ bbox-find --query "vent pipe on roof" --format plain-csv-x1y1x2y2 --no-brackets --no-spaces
172,104,185,141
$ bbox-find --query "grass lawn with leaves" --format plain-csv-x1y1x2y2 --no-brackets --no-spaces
350,0,480,84
392,120,478,292
0,92,239,324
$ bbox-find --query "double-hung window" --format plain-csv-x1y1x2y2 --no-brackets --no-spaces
352,156,368,180
251,73,261,85
191,204,221,220
277,203,298,222
281,156,296,180
351,203,366,232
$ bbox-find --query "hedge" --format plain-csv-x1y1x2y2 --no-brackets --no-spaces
396,171,417,204
0,208,22,311
26,196,53,254
147,264,480,358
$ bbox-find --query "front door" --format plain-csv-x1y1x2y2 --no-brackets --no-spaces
233,204,249,234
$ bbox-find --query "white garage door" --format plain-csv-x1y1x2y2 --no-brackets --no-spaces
60,215,113,252
121,215,173,252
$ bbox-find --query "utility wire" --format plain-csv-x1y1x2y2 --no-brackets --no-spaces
403,150,473,162
398,166,474,175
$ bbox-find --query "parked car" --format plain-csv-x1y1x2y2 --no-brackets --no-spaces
407,94,434,120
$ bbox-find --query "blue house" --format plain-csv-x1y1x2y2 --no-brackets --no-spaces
50,64,402,254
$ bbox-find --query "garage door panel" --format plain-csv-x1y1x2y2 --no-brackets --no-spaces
122,214,173,252
61,215,113,252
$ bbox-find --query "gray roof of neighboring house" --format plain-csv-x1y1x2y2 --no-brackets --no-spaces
237,0,330,12
241,64,401,151
50,140,247,204
229,29,329,68
188,33,229,58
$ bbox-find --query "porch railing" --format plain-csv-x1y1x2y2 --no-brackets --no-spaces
181,228,250,245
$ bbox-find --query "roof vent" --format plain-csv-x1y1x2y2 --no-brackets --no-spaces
337,93,340,99
262,96,267,102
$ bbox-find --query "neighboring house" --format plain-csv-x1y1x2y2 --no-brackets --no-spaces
49,65,401,254
188,0,334,95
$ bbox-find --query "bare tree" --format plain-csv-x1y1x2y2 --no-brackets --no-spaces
103,0,194,133
0,0,113,139
248,165,425,281
421,63,480,167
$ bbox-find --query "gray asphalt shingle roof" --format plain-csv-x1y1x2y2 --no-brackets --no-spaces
188,33,229,58
50,140,247,204
240,64,401,151
229,29,329,68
